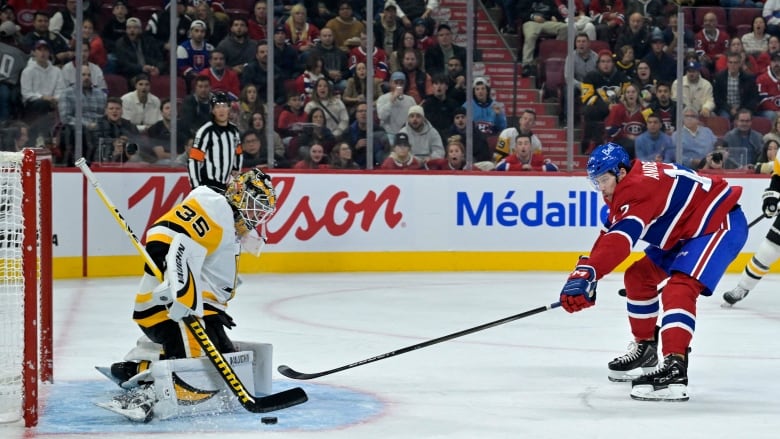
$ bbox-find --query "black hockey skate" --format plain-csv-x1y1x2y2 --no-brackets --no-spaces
608,340,658,382
630,355,689,402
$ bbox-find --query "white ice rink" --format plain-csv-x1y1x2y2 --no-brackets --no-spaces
4,271,780,439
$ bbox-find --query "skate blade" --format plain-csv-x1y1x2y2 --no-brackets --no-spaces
630,384,689,402
720,301,736,308
608,366,657,382
96,401,153,423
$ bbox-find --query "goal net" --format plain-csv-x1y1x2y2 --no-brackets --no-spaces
0,149,52,427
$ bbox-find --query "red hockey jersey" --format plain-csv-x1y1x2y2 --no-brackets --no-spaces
587,161,741,278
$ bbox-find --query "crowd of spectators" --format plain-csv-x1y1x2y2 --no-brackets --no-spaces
1,0,778,173
554,1,780,172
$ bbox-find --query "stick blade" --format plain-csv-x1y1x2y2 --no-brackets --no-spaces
277,364,322,380
248,387,308,413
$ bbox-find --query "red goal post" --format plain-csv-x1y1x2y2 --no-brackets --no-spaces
0,148,53,427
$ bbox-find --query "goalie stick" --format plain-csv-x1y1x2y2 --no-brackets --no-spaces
278,302,561,380
616,214,765,297
77,158,307,414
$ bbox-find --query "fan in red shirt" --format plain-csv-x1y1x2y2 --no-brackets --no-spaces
694,11,729,71
494,133,558,171
380,133,422,170
425,135,467,170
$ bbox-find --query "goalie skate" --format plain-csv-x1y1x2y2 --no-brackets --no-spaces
722,286,749,307
96,384,156,422
607,340,658,382
95,361,153,389
630,355,689,402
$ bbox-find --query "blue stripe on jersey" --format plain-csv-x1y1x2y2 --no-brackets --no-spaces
643,173,696,246
661,310,696,332
609,216,643,246
627,300,660,316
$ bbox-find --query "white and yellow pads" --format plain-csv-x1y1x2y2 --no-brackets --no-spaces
150,342,272,420
134,186,241,330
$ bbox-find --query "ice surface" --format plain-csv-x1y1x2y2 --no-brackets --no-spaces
3,272,780,439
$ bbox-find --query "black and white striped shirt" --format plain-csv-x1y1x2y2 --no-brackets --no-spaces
188,120,243,190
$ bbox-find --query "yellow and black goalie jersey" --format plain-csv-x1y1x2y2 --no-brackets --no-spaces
133,186,241,329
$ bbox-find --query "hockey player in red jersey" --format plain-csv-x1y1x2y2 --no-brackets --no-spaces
559,143,748,401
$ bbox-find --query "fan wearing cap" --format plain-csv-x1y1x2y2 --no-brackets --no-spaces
19,38,67,141
412,17,435,51
464,76,507,135
100,1,129,53
377,71,415,138
375,3,405,56
380,132,422,170
114,17,166,78
177,20,215,83
187,92,243,190
270,24,301,81
670,58,715,118
642,28,676,84
756,52,780,119
397,105,445,161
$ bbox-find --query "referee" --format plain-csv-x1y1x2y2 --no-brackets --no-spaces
187,92,243,190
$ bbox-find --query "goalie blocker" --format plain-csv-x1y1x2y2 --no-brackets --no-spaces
97,339,273,422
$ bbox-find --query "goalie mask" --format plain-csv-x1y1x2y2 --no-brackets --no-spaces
225,168,277,236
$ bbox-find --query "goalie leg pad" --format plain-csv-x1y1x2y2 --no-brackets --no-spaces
149,350,258,420
233,341,273,395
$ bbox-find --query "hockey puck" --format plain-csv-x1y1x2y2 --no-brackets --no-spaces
261,416,278,425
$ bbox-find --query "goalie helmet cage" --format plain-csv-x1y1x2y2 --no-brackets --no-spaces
0,148,53,427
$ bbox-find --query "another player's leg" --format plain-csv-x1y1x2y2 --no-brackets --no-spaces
608,256,665,382
722,219,780,306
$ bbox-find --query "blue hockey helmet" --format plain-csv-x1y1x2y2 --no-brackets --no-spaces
586,143,630,189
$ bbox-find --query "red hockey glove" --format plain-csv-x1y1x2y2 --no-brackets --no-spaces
560,259,597,313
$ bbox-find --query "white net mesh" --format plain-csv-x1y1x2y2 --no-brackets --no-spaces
0,151,25,423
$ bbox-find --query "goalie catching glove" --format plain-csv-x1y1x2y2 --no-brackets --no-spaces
560,256,598,313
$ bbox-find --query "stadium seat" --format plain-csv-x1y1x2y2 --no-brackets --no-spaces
150,75,187,101
104,74,129,98
538,40,567,63
541,57,565,103
221,0,254,10
751,116,773,136
735,24,752,38
728,8,761,30
589,40,610,55
701,115,731,138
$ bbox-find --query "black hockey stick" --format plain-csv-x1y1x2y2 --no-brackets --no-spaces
617,214,766,297
77,159,307,413
278,302,561,380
